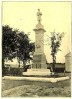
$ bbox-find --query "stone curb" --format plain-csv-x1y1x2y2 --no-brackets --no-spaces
2,76,70,83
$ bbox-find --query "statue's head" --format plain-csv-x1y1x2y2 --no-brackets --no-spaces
38,9,40,11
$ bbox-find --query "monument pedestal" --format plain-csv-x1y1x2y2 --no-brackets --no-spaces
22,52,51,76
32,53,47,69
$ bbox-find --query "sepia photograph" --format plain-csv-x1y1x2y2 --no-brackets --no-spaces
2,1,71,97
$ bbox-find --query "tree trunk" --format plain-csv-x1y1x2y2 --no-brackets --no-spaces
51,53,56,76
19,60,20,68
23,60,26,67
18,58,20,68
2,58,5,76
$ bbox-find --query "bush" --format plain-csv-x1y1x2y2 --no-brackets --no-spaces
2,67,9,76
10,68,22,76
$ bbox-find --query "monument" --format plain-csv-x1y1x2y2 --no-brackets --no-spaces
23,9,50,76
32,9,47,69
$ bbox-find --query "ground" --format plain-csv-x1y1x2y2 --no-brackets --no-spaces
2,73,71,97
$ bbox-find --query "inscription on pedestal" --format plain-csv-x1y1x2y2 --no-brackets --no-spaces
32,54,47,69
33,55,42,62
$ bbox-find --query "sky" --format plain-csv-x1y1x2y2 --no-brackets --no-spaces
2,1,71,63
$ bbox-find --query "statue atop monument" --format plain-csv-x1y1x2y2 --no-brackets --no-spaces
34,9,45,31
37,9,42,23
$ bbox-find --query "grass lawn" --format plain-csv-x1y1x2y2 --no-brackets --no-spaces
2,73,71,97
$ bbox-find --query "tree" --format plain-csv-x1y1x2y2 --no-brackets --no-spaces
50,31,64,74
29,42,35,54
2,25,18,75
2,25,35,75
16,32,35,68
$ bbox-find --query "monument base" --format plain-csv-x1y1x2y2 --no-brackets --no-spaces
32,53,47,69
22,53,51,76
22,69,51,76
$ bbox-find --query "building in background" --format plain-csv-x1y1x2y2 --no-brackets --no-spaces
65,52,71,72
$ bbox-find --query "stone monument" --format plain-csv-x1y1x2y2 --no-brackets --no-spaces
23,9,50,76
32,9,47,69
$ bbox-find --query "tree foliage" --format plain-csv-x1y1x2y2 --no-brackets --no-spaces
2,25,35,75
16,32,35,67
2,25,18,60
50,31,64,73
2,25,18,75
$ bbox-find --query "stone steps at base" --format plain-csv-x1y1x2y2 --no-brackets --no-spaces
22,69,51,76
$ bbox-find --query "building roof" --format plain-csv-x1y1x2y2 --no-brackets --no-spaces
65,52,71,57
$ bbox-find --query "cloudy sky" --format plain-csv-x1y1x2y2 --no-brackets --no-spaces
2,1,71,63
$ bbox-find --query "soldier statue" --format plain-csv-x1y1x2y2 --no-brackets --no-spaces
37,9,42,23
